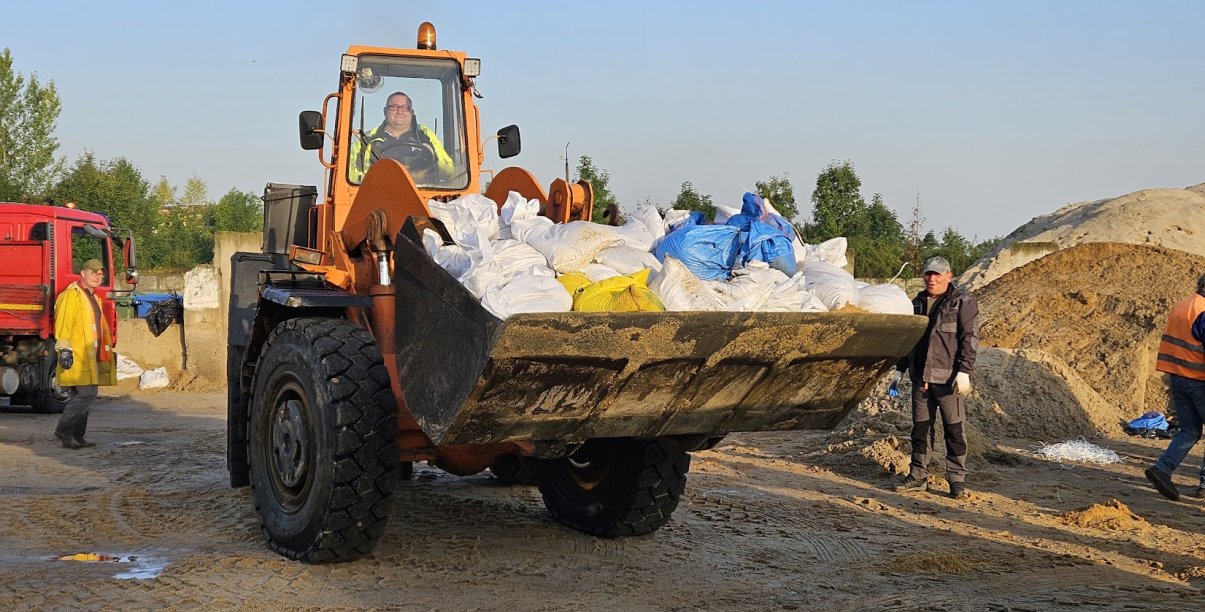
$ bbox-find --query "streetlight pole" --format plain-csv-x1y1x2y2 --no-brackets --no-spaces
563,141,571,182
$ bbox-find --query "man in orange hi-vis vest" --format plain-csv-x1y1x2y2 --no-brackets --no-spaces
1145,272,1205,501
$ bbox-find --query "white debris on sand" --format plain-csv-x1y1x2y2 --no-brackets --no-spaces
1031,438,1124,465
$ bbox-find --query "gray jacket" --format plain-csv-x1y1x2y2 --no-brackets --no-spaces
896,284,979,384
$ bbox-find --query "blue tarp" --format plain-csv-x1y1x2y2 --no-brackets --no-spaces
653,224,740,281
726,193,797,275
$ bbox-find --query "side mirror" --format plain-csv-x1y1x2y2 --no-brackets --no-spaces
299,111,324,151
497,124,521,159
123,236,138,286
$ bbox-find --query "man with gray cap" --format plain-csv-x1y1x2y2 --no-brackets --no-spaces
889,256,979,499
52,258,117,449
1144,272,1205,501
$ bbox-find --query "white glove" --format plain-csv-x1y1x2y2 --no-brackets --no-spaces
954,372,971,395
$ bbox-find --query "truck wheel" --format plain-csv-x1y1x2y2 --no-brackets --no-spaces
537,438,690,537
16,379,70,414
248,318,399,563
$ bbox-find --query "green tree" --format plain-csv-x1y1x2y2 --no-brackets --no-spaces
181,174,209,207
806,160,868,242
213,188,263,232
934,227,972,273
0,48,63,200
153,205,214,270
671,181,716,222
574,155,618,223
850,193,906,278
152,176,177,208
50,152,162,265
754,174,798,220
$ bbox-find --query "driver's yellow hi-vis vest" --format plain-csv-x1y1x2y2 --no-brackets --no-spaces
348,124,453,182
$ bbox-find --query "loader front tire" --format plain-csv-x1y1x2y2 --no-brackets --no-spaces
537,438,690,537
248,318,398,563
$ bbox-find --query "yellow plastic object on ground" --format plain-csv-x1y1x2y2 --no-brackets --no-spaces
59,553,117,562
574,269,665,312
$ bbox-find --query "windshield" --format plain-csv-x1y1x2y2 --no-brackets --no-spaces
347,55,469,190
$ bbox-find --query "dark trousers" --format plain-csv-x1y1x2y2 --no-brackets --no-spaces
909,382,968,483
54,385,98,440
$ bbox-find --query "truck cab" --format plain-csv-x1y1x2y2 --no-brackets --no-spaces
0,203,135,412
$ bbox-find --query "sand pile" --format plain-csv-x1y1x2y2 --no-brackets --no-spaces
810,183,1205,471
1057,498,1149,532
975,242,1205,422
961,182,1205,292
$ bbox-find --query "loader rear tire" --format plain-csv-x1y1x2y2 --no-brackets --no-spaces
248,318,399,563
537,438,690,537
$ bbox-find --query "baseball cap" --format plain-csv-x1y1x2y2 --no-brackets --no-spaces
922,256,952,275
81,259,104,273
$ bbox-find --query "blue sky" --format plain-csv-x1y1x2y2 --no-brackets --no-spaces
3,1,1202,240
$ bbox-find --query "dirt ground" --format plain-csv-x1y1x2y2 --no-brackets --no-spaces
1,389,1201,611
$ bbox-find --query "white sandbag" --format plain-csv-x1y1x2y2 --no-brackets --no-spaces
498,191,540,240
480,268,573,319
422,229,473,279
662,209,692,234
713,202,741,225
139,367,169,390
581,263,623,282
803,261,860,310
799,290,830,312
595,245,662,275
511,217,623,273
460,240,552,298
648,256,723,311
705,262,790,304
610,205,665,251
427,194,500,249
116,354,144,381
858,283,914,315
801,237,848,267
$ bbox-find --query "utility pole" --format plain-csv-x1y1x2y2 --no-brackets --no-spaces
563,141,571,182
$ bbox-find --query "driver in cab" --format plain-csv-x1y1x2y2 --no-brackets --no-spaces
349,91,453,183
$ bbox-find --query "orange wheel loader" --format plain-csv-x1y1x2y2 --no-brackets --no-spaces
226,23,927,563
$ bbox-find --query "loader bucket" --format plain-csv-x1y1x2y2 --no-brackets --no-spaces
392,226,927,447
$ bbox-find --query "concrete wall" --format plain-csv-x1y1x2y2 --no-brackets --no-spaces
116,231,260,384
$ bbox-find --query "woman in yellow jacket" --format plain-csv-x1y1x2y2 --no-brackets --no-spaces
53,258,116,449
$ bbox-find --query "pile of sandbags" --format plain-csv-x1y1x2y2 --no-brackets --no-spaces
420,191,912,319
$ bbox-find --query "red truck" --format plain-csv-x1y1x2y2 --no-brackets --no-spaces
0,202,136,413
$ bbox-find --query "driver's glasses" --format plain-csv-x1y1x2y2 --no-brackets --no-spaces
385,105,412,114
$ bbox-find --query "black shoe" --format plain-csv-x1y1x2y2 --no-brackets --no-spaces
1144,467,1180,501
56,433,83,450
949,482,970,500
75,437,96,448
895,475,928,492
1188,486,1204,499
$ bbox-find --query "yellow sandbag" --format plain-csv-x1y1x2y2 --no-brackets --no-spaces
557,272,592,300
574,269,665,312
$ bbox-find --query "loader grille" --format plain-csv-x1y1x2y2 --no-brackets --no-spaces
0,283,49,324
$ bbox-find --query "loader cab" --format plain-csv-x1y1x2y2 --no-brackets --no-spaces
346,55,470,191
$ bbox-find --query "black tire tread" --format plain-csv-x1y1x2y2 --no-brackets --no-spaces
250,317,398,563
541,438,690,538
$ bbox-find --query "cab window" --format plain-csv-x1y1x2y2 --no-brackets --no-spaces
71,226,111,287
347,56,469,190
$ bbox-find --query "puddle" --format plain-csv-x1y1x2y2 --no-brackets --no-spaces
55,552,167,580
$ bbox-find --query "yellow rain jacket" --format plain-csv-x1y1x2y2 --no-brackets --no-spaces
54,282,116,387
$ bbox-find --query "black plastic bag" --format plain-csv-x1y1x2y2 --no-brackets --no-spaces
145,297,184,337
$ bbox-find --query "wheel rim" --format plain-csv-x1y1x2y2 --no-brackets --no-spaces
564,443,612,492
266,382,312,511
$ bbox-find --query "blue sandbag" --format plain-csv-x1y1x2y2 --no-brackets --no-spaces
726,193,797,275
653,224,740,281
